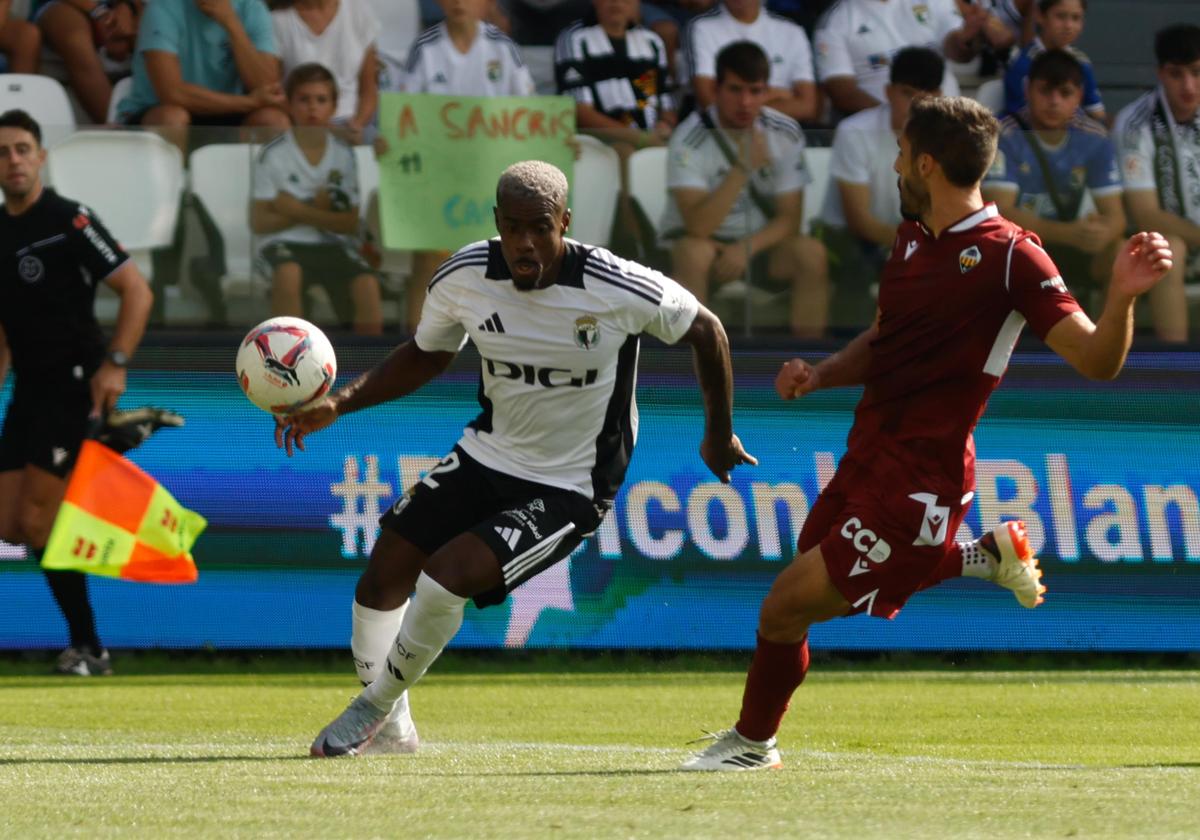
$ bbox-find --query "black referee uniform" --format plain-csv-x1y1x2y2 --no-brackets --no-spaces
0,187,130,657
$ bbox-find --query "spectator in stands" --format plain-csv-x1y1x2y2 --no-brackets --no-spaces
683,0,818,122
251,63,382,334
1003,0,1103,121
35,0,139,124
663,41,828,337
814,0,987,116
116,0,289,138
982,51,1188,341
0,1,40,74
392,0,534,330
1115,24,1200,341
816,46,943,330
270,0,380,144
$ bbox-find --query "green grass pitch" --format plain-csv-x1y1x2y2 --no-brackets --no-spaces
1,656,1197,838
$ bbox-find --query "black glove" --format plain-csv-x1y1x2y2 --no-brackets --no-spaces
91,407,185,454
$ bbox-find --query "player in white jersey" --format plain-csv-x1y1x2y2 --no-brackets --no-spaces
683,0,818,123
278,160,757,757
814,0,985,115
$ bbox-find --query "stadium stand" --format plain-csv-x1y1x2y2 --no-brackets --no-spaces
0,74,75,142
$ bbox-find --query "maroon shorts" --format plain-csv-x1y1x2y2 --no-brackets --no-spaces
799,460,970,619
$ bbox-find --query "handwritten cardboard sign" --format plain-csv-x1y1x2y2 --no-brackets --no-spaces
377,93,576,251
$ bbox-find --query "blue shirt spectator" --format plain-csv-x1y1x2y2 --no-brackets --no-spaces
1004,39,1102,118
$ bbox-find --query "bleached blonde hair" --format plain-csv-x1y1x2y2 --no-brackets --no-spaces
496,160,569,209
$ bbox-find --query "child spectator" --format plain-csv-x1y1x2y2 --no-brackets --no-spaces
817,47,943,330
251,63,382,334
271,0,380,144
35,0,138,124
983,50,1188,341
1003,0,1103,120
1115,23,1200,341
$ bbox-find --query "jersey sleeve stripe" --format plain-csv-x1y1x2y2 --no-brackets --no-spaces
585,256,665,295
429,259,488,291
583,267,662,305
432,245,490,278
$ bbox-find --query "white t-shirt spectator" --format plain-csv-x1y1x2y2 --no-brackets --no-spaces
821,103,902,229
662,105,811,241
253,132,361,250
272,0,381,123
683,3,815,91
401,21,535,96
814,0,961,104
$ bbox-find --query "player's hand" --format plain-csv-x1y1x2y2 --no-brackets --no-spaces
712,242,750,285
272,190,305,217
700,433,758,483
1072,214,1114,255
275,398,339,457
1110,231,1173,299
90,361,126,418
775,358,819,400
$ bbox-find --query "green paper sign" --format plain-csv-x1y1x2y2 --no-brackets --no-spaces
377,93,576,251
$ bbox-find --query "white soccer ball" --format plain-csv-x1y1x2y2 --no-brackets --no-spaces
236,316,337,416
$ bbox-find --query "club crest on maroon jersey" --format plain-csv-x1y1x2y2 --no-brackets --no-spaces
959,246,982,274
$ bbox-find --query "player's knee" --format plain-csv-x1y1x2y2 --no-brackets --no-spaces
758,588,811,643
789,235,828,276
16,503,53,548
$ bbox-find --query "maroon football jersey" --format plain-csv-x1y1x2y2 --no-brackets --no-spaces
845,203,1082,494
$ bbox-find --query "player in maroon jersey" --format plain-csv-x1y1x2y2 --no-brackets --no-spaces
682,96,1175,772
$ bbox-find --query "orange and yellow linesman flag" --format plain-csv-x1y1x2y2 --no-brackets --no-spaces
42,441,204,583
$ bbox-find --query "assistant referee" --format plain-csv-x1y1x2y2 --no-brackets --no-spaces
0,109,153,676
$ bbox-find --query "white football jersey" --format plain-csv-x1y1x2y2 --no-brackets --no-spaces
1114,87,1200,226
415,239,700,501
252,132,360,249
400,21,535,96
814,0,962,103
682,4,815,90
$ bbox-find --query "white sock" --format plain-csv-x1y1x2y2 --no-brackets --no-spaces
959,539,998,579
351,600,406,685
362,572,466,712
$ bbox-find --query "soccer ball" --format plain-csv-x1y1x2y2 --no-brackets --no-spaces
236,316,337,416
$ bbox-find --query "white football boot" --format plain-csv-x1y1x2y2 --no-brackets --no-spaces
988,520,1047,608
680,729,783,772
361,693,420,755
310,695,389,757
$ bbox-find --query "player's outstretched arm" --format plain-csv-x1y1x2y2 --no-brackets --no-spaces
776,315,879,400
1045,232,1174,381
680,306,757,482
275,340,455,456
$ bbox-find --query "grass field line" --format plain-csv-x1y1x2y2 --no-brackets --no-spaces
10,737,1108,772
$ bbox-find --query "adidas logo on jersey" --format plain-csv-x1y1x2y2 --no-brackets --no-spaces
52,447,69,466
563,67,583,83
478,313,506,333
495,526,522,550
432,72,448,84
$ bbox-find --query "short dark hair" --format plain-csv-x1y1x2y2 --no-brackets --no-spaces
1028,48,1084,89
285,62,338,103
889,47,945,92
1155,24,1200,67
0,109,42,146
904,96,1000,188
1038,0,1086,12
715,41,770,85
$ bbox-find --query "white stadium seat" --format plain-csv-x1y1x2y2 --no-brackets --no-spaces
802,146,832,236
569,135,620,247
187,143,260,315
0,74,76,143
974,78,1005,114
47,130,183,251
626,146,669,237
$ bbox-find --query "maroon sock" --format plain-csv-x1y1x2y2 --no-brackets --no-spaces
734,633,810,742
